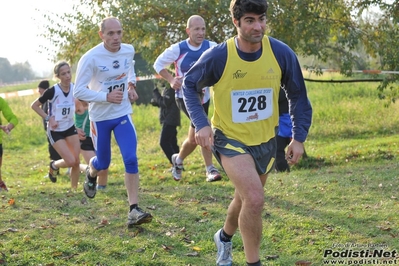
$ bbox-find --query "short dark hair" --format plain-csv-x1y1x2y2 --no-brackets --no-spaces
229,0,268,21
38,80,50,90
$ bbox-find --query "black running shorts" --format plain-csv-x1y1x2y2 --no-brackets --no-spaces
212,128,277,175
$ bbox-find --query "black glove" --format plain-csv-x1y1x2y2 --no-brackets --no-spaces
150,98,158,106
151,88,161,106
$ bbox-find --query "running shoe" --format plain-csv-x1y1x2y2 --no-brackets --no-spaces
214,229,233,266
127,207,153,228
206,167,222,182
96,185,107,190
83,167,97,198
49,161,58,183
0,181,8,192
171,154,183,181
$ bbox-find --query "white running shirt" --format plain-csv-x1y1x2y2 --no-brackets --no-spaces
74,43,137,122
153,39,216,102
49,84,76,132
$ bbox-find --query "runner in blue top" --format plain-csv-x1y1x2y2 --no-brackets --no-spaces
182,1,312,265
153,15,222,182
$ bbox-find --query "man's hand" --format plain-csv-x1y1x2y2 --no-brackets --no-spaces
128,87,139,103
107,88,124,104
286,139,304,165
195,126,214,151
170,76,183,90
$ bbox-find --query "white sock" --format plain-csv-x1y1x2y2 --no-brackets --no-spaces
206,165,215,172
176,157,183,165
51,161,59,170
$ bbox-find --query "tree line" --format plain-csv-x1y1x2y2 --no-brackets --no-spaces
38,0,398,102
0,58,36,85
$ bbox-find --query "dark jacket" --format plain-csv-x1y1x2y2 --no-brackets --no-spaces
278,88,289,115
41,101,49,130
278,87,292,138
151,87,181,127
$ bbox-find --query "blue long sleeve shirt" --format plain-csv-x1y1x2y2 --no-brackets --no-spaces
182,36,312,143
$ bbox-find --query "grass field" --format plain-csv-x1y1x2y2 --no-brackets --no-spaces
0,78,398,265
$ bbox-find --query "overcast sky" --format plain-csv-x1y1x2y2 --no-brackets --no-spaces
0,0,78,77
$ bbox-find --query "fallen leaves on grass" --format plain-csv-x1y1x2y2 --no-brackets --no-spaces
378,221,392,231
0,228,18,235
265,255,279,260
161,244,173,251
377,225,391,231
129,226,144,236
181,236,193,244
185,251,199,257
95,225,106,230
40,225,55,229
95,217,109,229
8,198,15,206
51,251,63,257
324,226,334,232
62,254,78,260
99,217,109,225
295,260,312,266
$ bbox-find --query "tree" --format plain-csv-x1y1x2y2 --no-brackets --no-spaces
0,58,36,84
39,0,399,102
12,62,35,81
0,58,13,84
356,1,399,102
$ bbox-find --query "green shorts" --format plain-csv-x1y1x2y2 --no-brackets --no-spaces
212,128,277,175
